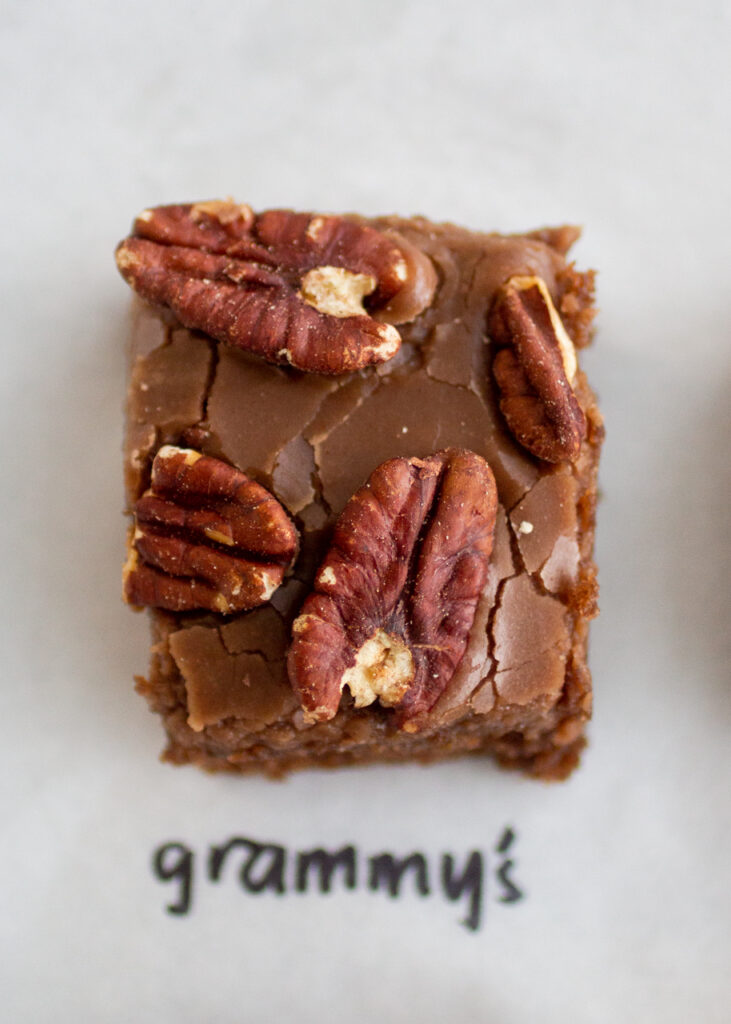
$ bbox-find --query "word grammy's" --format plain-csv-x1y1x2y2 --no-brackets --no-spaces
152,827,523,932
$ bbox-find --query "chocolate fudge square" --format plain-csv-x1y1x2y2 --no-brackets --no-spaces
116,201,602,780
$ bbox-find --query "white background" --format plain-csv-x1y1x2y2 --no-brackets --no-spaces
1,1,729,1021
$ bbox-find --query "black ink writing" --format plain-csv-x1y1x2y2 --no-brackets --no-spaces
441,851,483,931
152,841,194,916
209,837,286,894
150,828,524,932
496,826,515,854
295,845,357,893
495,827,524,904
368,852,430,898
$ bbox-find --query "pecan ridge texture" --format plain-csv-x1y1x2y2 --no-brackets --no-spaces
287,449,498,729
115,200,435,375
124,445,298,613
489,275,587,463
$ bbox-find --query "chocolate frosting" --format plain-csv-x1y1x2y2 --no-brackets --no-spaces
124,215,600,756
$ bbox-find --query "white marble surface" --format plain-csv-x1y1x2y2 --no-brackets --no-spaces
1,1,729,1021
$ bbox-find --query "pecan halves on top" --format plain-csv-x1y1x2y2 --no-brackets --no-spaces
115,201,436,375
123,446,298,614
488,276,587,463
287,450,497,729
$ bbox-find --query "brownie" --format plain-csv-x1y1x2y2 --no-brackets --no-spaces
116,202,602,780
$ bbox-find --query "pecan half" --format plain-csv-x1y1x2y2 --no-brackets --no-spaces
123,446,297,613
287,449,497,729
488,275,586,463
115,201,436,375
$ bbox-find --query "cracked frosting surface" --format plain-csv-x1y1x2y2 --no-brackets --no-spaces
125,214,602,779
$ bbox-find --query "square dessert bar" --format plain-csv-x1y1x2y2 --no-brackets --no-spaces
116,202,602,780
